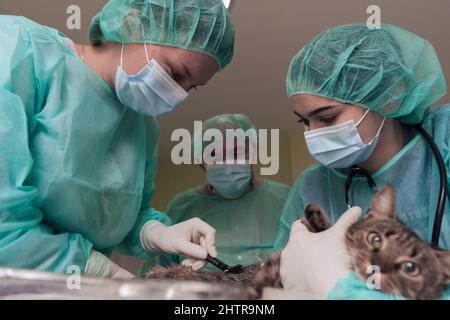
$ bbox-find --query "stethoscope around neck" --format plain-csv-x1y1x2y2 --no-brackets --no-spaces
344,124,448,247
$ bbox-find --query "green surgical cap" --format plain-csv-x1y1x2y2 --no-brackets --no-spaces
201,113,257,134
89,0,235,70
286,23,447,124
193,114,258,160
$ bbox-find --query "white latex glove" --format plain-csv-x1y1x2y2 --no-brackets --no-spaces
280,206,362,299
141,218,217,271
85,250,135,280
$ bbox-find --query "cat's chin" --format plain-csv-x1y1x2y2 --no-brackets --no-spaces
346,246,372,282
353,265,370,283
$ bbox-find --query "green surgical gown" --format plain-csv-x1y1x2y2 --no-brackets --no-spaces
143,180,290,272
0,16,171,274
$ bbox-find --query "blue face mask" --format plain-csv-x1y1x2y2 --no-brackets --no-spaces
304,109,386,168
115,44,188,117
206,164,253,199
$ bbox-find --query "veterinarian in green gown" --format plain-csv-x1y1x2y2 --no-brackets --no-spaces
0,0,235,278
275,23,450,299
142,114,290,272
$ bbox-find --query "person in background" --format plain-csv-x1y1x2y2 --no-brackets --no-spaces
143,114,290,272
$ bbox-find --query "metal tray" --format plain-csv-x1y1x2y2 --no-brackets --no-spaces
0,268,256,300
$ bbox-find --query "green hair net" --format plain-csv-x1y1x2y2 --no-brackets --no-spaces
193,114,258,162
286,23,447,124
89,0,235,70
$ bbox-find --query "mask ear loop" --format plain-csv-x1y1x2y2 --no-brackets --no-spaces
375,117,387,136
144,43,150,64
354,108,387,145
120,42,150,69
141,23,150,64
356,108,372,127
120,44,125,69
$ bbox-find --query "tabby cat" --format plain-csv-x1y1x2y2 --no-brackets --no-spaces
145,185,450,300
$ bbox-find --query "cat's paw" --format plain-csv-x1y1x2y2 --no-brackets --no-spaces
303,204,332,233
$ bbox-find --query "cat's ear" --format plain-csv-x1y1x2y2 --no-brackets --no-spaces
367,184,396,220
434,249,450,283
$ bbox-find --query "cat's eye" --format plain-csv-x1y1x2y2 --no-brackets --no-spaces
401,261,420,276
367,232,383,249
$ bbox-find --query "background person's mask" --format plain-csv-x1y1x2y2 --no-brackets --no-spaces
206,164,252,199
115,44,188,116
304,109,386,168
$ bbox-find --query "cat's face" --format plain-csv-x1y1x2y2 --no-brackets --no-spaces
345,185,450,300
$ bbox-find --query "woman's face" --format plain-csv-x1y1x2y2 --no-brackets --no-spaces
120,43,219,92
291,94,384,144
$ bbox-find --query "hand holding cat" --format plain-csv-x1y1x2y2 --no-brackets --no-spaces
280,206,362,298
141,218,218,271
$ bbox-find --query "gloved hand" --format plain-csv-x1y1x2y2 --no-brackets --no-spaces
280,206,362,299
140,218,217,271
85,250,135,280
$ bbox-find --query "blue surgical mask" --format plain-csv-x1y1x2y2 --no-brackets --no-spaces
115,44,188,117
206,164,252,199
304,109,386,168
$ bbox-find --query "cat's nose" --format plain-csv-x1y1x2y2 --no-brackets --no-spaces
371,255,394,273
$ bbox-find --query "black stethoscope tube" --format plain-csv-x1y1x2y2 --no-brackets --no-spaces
413,125,448,247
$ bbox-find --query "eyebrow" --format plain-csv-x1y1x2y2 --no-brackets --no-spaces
295,105,341,119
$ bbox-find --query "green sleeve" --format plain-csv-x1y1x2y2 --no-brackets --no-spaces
272,176,305,252
0,67,93,274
